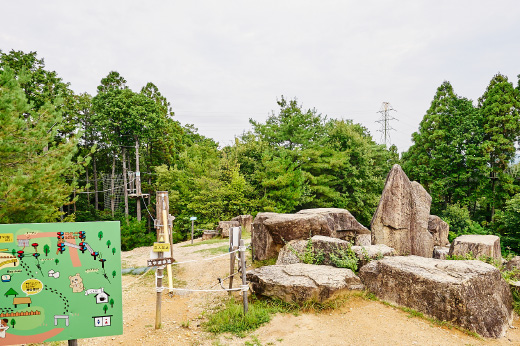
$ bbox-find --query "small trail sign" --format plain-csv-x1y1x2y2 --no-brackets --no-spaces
147,258,174,267
152,242,170,253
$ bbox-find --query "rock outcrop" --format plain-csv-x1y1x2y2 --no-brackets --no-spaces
216,221,239,238
432,246,450,260
276,235,395,268
231,214,253,234
359,256,513,338
428,215,450,247
506,256,520,271
371,164,433,257
246,263,364,303
448,235,502,262
252,208,369,261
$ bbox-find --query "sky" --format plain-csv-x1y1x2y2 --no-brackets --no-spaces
1,1,519,152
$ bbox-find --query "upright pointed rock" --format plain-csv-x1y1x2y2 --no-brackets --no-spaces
371,164,433,257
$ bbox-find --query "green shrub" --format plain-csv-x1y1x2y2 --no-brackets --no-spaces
329,244,358,271
120,216,156,251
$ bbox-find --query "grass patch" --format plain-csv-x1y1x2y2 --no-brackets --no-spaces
182,237,228,247
252,257,277,268
194,245,230,255
203,295,350,337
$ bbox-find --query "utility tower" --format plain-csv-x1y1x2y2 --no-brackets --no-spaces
376,102,397,146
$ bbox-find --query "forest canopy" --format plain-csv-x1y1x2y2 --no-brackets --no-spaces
1,50,519,253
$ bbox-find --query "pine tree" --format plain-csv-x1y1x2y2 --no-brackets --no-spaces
0,68,80,223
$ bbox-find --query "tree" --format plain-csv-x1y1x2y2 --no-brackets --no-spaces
106,240,111,248
98,231,103,241
112,270,116,278
55,258,59,265
0,67,81,223
10,318,15,328
112,247,116,255
103,304,108,314
4,288,18,297
402,81,485,214
109,298,115,308
478,74,520,219
92,73,166,221
43,244,50,256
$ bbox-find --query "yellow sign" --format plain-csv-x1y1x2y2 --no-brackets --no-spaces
153,242,170,253
0,233,13,243
21,278,43,295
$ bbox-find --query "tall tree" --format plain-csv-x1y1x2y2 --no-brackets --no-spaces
0,67,79,223
478,74,520,218
402,81,485,214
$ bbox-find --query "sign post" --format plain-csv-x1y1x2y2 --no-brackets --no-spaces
190,217,196,244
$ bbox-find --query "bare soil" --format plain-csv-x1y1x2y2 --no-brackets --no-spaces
69,238,520,346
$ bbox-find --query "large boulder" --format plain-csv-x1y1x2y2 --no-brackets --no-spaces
428,215,450,247
448,235,502,262
359,256,513,338
276,235,395,268
216,220,239,238
371,164,433,257
231,214,253,234
252,208,369,261
246,263,364,303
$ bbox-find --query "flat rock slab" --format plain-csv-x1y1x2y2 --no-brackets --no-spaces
449,234,502,262
247,263,364,303
359,256,513,338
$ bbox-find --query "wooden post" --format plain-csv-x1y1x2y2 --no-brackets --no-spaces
68,339,78,346
239,239,248,314
155,191,171,329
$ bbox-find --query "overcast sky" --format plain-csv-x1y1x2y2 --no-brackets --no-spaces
2,1,519,152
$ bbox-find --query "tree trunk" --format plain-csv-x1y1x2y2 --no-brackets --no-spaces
491,172,497,220
111,156,116,217
122,147,129,222
86,165,90,206
93,153,99,210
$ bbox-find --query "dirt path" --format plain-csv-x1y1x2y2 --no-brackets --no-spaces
73,238,520,346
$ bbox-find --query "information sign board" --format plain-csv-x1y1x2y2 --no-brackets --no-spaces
0,222,122,344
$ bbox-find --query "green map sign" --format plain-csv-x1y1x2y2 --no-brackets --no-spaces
0,222,122,345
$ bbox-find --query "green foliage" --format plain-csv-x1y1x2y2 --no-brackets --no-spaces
402,81,484,214
0,66,81,223
493,193,520,253
440,204,489,242
288,236,324,265
120,216,155,251
203,297,273,336
329,244,358,271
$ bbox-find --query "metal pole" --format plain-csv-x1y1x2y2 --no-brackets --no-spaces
191,220,194,245
228,230,235,295
239,239,248,314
